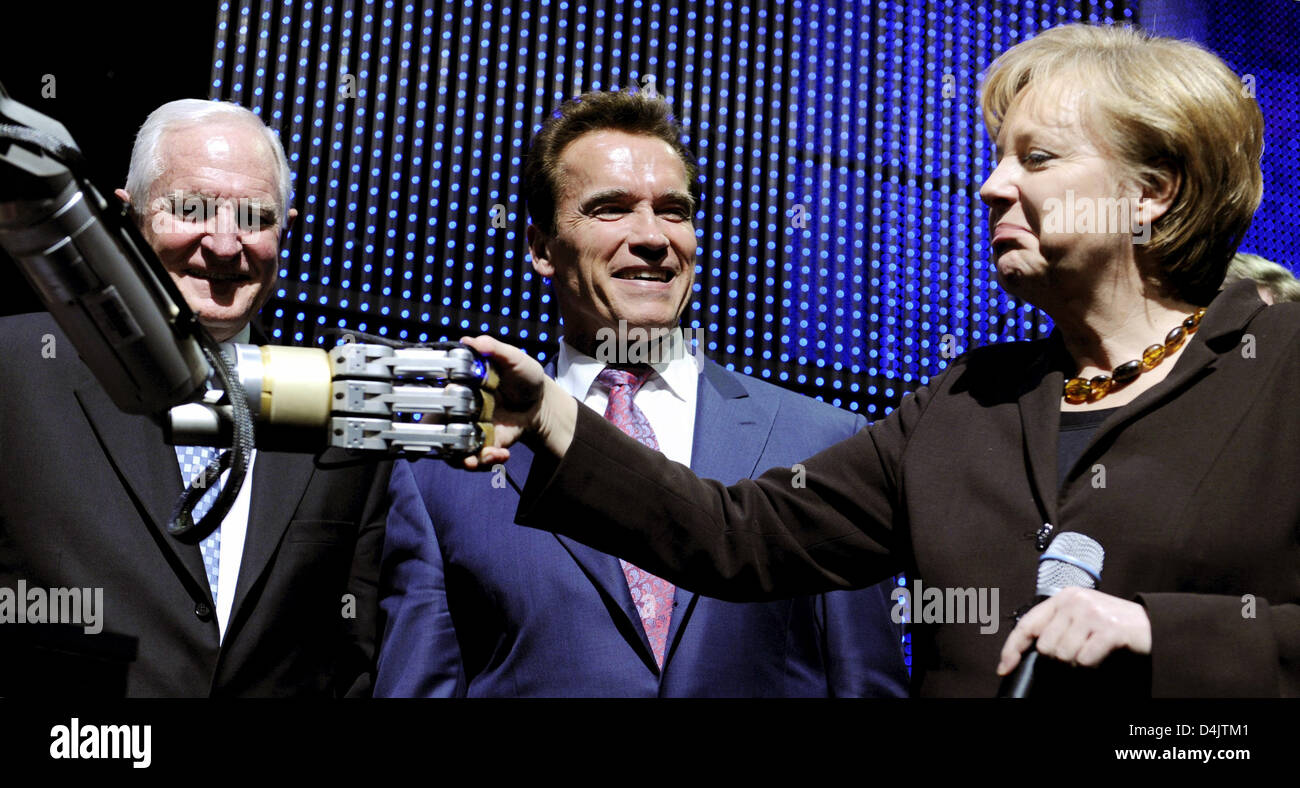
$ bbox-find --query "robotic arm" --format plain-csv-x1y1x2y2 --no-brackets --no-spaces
0,84,494,538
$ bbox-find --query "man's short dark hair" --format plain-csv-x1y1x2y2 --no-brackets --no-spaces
522,89,701,235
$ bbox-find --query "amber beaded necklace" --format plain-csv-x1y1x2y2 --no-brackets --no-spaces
1062,308,1206,404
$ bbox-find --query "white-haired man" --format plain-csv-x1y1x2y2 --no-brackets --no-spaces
115,99,294,343
0,100,389,696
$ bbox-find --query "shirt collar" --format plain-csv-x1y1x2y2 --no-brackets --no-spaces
556,327,701,401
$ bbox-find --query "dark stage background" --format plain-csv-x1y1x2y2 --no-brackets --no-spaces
0,4,220,314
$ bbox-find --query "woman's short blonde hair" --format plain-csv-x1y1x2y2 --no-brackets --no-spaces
980,24,1264,305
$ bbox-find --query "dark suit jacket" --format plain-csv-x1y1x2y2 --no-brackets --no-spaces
375,358,908,696
516,281,1300,697
0,312,389,696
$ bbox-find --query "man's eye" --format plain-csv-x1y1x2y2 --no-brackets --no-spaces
659,206,691,221
1022,151,1052,167
171,198,204,221
593,205,628,218
236,206,277,232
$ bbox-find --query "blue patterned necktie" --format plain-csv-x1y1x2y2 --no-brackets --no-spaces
174,445,223,603
597,365,675,667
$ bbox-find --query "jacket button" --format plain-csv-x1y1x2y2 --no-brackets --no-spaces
1035,522,1055,551
194,602,212,620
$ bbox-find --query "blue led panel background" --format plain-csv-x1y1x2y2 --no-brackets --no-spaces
1176,1,1299,270
208,0,1144,417
210,0,1300,415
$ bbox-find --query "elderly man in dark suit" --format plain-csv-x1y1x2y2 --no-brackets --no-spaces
0,99,388,696
374,90,907,697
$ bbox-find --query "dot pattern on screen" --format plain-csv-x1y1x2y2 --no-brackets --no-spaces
209,0,1147,420
1195,0,1299,274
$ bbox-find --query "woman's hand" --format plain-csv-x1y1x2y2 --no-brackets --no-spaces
996,587,1152,675
459,335,578,469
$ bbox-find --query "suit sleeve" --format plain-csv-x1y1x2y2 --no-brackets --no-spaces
338,459,392,698
519,381,934,602
374,460,465,697
820,581,910,697
812,414,909,697
1136,593,1300,697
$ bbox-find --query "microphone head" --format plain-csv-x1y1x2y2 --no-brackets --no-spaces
1036,531,1104,596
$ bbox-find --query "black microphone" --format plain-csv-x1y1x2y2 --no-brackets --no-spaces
998,531,1104,698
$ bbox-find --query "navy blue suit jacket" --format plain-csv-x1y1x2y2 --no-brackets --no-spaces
375,357,907,696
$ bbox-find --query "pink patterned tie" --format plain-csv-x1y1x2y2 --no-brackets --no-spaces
597,365,675,667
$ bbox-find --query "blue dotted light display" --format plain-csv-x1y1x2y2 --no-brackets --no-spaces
1190,1,1299,272
210,0,1292,421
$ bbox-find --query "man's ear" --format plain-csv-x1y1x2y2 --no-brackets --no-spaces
114,188,147,232
283,207,298,238
526,223,554,278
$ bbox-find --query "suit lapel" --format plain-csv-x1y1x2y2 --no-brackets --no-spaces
662,359,776,664
227,448,316,625
542,358,660,669
73,376,212,601
227,323,332,635
1082,293,1256,447
1015,331,1217,528
553,532,658,667
689,360,771,481
550,357,778,674
1018,283,1264,527
1017,337,1070,529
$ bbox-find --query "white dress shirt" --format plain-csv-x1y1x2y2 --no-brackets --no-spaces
195,323,255,643
554,328,702,466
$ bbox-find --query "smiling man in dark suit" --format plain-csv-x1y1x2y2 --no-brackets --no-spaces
0,99,388,696
375,89,907,697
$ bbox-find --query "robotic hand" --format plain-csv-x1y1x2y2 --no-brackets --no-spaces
0,83,495,538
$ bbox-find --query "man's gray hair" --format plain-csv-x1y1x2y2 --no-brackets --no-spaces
1223,253,1300,304
124,99,292,219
